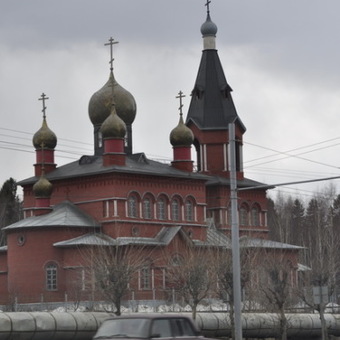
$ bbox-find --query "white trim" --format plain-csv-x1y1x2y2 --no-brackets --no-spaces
239,143,243,172
203,144,207,171
151,268,155,289
113,199,118,217
223,143,228,171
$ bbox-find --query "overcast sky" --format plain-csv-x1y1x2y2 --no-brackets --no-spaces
1,0,340,202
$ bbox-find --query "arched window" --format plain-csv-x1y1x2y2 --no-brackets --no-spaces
143,197,152,219
157,196,167,220
128,195,138,218
185,199,194,221
46,262,58,291
171,198,180,221
239,204,248,226
251,205,260,226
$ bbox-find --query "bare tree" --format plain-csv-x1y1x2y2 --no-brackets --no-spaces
213,246,255,339
256,250,298,340
298,189,340,340
165,245,215,319
81,235,151,315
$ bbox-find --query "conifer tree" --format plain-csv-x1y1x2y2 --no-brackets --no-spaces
0,178,22,245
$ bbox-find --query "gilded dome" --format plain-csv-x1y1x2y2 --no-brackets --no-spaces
33,175,53,198
170,114,194,147
32,118,57,149
100,106,127,139
200,13,217,36
88,72,137,126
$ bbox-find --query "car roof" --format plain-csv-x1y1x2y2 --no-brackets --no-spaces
104,313,192,320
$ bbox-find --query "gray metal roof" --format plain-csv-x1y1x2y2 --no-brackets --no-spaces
4,201,100,230
205,176,270,190
53,227,301,252
240,237,304,250
18,153,209,186
186,49,246,132
54,226,186,248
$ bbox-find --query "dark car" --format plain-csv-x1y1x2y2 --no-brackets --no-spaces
93,313,212,340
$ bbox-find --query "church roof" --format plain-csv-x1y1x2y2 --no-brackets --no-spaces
206,176,271,190
4,201,100,230
54,226,191,248
19,152,266,190
240,237,304,250
186,49,246,132
18,153,209,186
54,224,232,249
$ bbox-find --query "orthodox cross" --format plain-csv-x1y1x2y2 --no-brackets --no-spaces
105,37,119,71
38,93,49,119
205,0,211,14
176,91,185,116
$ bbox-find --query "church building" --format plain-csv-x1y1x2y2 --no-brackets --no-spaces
0,5,301,307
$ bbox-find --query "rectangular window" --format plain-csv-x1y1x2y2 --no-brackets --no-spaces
103,200,109,217
140,267,151,290
46,264,57,291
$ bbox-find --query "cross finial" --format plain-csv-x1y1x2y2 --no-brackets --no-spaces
105,37,119,71
205,0,211,14
176,91,185,116
38,93,49,119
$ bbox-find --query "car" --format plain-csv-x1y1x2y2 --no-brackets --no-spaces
93,313,213,340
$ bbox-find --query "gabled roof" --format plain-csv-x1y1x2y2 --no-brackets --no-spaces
54,226,191,248
186,49,246,132
18,153,209,186
4,201,100,230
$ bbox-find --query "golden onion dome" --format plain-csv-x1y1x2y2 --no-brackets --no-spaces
32,118,57,149
170,114,194,147
100,106,127,139
88,71,136,126
33,175,53,198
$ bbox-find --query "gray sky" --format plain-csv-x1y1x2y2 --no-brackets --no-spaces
1,0,340,202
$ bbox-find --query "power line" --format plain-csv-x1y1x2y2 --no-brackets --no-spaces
244,140,340,170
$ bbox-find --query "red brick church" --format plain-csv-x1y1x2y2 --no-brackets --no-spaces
0,6,301,306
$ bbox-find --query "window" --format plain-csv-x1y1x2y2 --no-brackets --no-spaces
151,319,172,338
103,200,109,217
143,197,152,219
128,195,138,218
46,263,58,291
157,197,167,220
185,199,194,221
140,265,151,290
251,205,260,226
239,205,248,226
171,198,180,221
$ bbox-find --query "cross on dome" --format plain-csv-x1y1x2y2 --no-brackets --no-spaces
176,91,185,116
38,93,49,119
105,37,119,71
205,0,211,14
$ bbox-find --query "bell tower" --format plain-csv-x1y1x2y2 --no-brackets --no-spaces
186,3,246,180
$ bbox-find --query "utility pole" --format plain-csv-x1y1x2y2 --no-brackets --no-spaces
228,122,340,340
229,122,243,340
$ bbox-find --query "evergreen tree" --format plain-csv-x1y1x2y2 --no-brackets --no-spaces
0,178,22,245
291,198,305,246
